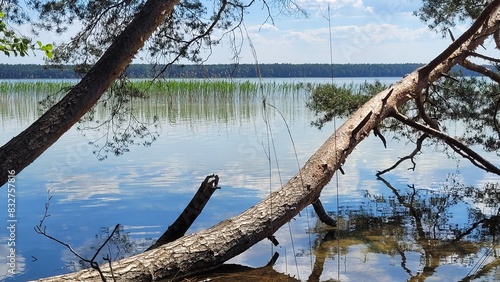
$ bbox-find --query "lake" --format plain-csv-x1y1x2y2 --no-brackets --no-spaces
1,77,499,281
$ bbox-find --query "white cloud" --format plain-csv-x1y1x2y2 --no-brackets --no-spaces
250,22,431,49
337,23,430,42
238,19,439,63
248,23,279,32
297,0,366,10
285,28,329,43
46,174,121,203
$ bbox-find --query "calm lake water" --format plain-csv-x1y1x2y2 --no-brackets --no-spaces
1,77,499,281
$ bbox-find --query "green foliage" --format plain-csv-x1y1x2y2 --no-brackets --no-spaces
0,11,53,58
2,0,242,68
306,81,387,129
428,75,500,152
0,63,488,79
415,0,490,35
37,40,54,59
307,75,500,155
0,11,30,57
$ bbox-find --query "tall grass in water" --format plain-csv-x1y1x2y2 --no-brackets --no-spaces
1,79,313,125
136,79,310,125
0,79,304,96
0,81,75,94
131,79,256,95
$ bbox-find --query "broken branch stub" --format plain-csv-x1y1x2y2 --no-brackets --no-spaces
147,174,220,251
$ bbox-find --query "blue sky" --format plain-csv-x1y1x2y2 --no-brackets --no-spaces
228,0,477,64
2,0,487,65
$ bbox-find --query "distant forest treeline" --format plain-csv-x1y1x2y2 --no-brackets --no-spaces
0,63,487,79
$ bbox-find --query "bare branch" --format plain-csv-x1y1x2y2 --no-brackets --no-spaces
91,225,121,264
102,256,116,282
376,134,429,176
460,59,500,83
373,127,387,148
415,87,440,129
312,198,336,227
494,96,500,138
392,109,500,175
448,29,456,41
35,191,121,281
465,50,500,63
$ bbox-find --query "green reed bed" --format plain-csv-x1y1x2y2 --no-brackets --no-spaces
1,79,311,121
0,79,308,96
131,79,257,95
2,79,314,127
0,81,75,94
123,80,304,124
130,79,309,96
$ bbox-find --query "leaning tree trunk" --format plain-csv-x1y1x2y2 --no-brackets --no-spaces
36,3,500,281
0,0,180,186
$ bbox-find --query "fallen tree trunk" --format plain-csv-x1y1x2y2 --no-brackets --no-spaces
36,2,500,281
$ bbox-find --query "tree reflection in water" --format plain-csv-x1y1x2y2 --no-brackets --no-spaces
180,173,499,281
62,173,499,281
309,174,500,282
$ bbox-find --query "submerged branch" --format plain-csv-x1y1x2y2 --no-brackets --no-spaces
312,198,337,227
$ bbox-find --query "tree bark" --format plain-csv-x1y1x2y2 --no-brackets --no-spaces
35,4,500,281
0,0,180,186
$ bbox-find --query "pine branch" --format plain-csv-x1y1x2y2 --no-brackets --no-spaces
391,109,500,175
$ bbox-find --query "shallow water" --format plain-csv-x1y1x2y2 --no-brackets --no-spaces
0,77,499,281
